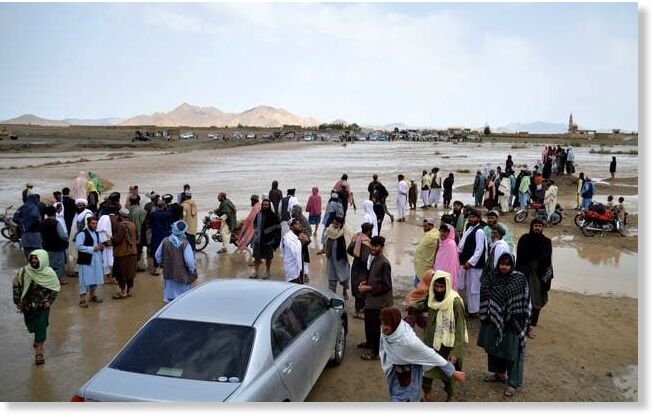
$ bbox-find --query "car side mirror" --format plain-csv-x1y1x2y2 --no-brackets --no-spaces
330,298,345,310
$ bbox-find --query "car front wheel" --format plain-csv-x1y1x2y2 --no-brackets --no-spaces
328,321,346,367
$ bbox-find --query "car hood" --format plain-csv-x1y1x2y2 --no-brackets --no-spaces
83,368,240,402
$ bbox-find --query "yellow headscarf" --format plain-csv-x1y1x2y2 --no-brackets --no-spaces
17,250,61,300
427,270,468,350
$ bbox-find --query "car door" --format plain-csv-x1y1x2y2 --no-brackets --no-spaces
270,299,314,401
290,290,333,382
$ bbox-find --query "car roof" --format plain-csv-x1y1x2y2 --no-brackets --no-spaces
157,279,301,326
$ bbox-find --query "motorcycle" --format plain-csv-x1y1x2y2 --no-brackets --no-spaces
575,204,628,229
581,207,626,237
514,200,563,225
1,205,21,242
194,212,242,251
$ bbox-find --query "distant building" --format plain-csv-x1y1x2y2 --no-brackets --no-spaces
568,113,578,133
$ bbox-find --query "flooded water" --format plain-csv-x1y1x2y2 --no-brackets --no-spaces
0,140,639,401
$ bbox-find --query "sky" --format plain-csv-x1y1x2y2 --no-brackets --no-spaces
0,2,638,130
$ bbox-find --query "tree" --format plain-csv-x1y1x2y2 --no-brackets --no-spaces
483,125,491,135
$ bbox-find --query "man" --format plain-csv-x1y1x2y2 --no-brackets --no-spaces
177,184,191,204
368,174,382,200
250,198,282,279
516,219,553,339
610,156,617,179
97,205,119,284
124,185,141,210
111,208,138,299
408,271,468,401
396,174,409,222
349,222,373,319
566,148,575,175
478,253,530,398
180,192,198,250
580,175,594,210
149,201,173,275
379,306,465,402
429,168,443,209
413,218,439,287
497,174,512,213
67,198,93,276
75,216,105,308
457,208,487,316
357,235,393,361
14,193,43,258
237,194,261,253
484,225,511,278
215,192,237,254
40,206,69,285
576,172,585,209
280,189,299,226
155,220,197,303
451,201,466,239
333,173,355,218
127,195,147,272
268,180,283,218
473,171,486,208
482,210,514,251
408,179,418,210
420,170,431,208
543,180,558,225
281,218,309,284
61,187,76,236
442,173,454,209
22,181,34,203
325,216,351,298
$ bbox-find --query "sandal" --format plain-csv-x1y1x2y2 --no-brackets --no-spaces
112,293,127,300
90,296,103,303
79,300,89,309
483,374,508,383
248,274,259,279
35,353,45,366
360,352,379,361
504,386,519,398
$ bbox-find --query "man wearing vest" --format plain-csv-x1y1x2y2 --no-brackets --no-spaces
41,205,69,285
111,209,138,299
75,216,105,308
456,208,487,317
429,167,443,209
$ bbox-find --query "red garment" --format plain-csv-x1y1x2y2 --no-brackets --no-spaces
237,202,261,251
305,187,322,215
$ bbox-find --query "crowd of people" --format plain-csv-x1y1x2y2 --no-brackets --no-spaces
8,148,623,401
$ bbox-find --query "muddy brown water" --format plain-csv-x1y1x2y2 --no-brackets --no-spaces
0,141,638,401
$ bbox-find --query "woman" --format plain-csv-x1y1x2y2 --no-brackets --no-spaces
13,250,61,365
401,269,433,329
379,307,465,402
442,173,454,209
477,253,531,398
433,224,460,290
516,218,553,338
237,194,261,253
543,180,558,225
155,220,197,303
250,198,281,279
325,216,350,299
305,186,322,237
361,199,379,236
348,222,373,319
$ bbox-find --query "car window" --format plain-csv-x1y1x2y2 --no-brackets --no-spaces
291,291,329,328
109,318,254,383
271,304,304,358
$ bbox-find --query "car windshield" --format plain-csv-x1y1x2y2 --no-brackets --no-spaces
109,318,255,383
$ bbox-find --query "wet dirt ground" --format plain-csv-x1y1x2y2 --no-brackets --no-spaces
0,140,638,402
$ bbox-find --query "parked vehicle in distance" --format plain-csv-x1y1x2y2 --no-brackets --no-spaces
208,132,222,140
180,132,195,140
132,130,151,142
303,134,313,142
246,133,257,139
232,132,244,140
72,279,347,402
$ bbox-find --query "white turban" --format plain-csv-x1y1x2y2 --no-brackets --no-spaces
75,198,88,206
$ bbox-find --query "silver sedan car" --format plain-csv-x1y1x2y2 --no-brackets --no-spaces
72,279,347,402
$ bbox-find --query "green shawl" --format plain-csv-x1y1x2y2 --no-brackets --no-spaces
18,250,61,300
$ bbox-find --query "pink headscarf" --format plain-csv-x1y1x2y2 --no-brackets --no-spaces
433,224,460,290
305,186,322,216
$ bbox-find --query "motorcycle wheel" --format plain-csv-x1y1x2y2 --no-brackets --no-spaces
514,211,528,223
550,212,563,225
581,222,597,237
1,226,15,241
574,213,585,228
195,232,209,251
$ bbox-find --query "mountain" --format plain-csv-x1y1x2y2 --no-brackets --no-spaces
495,121,568,134
119,103,320,128
1,114,70,126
